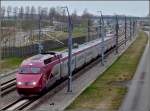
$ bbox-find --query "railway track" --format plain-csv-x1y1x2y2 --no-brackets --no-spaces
1,78,16,96
0,98,35,111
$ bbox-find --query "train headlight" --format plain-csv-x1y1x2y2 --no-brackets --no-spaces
32,82,36,85
17,82,22,85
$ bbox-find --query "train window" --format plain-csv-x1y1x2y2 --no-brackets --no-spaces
31,68,41,73
19,67,30,74
44,58,52,64
18,67,41,74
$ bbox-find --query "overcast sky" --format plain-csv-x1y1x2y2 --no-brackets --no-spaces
1,1,149,17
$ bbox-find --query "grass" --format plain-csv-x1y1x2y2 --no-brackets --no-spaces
30,26,95,42
66,31,148,111
0,57,25,74
51,47,67,51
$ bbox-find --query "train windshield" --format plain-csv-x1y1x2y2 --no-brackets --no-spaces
19,67,41,74
31,68,41,73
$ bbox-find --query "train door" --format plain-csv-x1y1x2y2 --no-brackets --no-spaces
51,56,61,80
75,52,85,69
61,58,68,77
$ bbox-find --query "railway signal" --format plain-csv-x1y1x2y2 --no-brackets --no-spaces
61,6,73,92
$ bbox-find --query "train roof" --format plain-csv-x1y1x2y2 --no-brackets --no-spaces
61,36,114,58
21,35,114,66
21,54,54,66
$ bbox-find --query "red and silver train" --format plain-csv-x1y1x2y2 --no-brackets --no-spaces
16,34,116,95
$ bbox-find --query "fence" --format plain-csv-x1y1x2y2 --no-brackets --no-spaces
1,35,99,58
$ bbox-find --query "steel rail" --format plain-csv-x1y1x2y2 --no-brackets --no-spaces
1,78,16,96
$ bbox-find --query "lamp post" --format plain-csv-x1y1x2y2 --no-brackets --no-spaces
97,11,105,65
61,6,73,92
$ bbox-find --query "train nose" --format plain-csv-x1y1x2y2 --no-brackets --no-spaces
16,74,43,94
16,73,42,88
17,81,37,86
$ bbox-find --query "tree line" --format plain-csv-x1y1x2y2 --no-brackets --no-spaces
1,6,94,27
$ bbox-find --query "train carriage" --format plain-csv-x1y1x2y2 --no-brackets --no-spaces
16,34,115,96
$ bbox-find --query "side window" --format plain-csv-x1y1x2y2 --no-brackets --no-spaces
51,57,55,61
72,58,75,65
44,58,52,64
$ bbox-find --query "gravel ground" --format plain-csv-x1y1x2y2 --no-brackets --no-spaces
0,90,20,108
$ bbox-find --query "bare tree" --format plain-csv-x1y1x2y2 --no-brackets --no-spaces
81,8,93,26
1,6,5,18
72,10,78,24
42,7,48,19
1,6,6,39
30,6,36,19
25,6,30,19
19,6,24,19
55,6,62,21
49,7,56,25
7,6,12,18
61,9,67,23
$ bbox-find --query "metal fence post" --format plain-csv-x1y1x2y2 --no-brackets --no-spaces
87,18,90,42
133,19,135,37
130,17,132,40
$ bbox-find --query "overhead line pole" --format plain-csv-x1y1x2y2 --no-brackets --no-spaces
0,0,2,60
125,16,127,45
61,6,73,92
0,0,2,98
133,19,135,37
115,15,119,54
98,11,105,65
38,10,43,54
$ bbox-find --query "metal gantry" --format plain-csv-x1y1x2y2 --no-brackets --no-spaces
61,6,73,92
